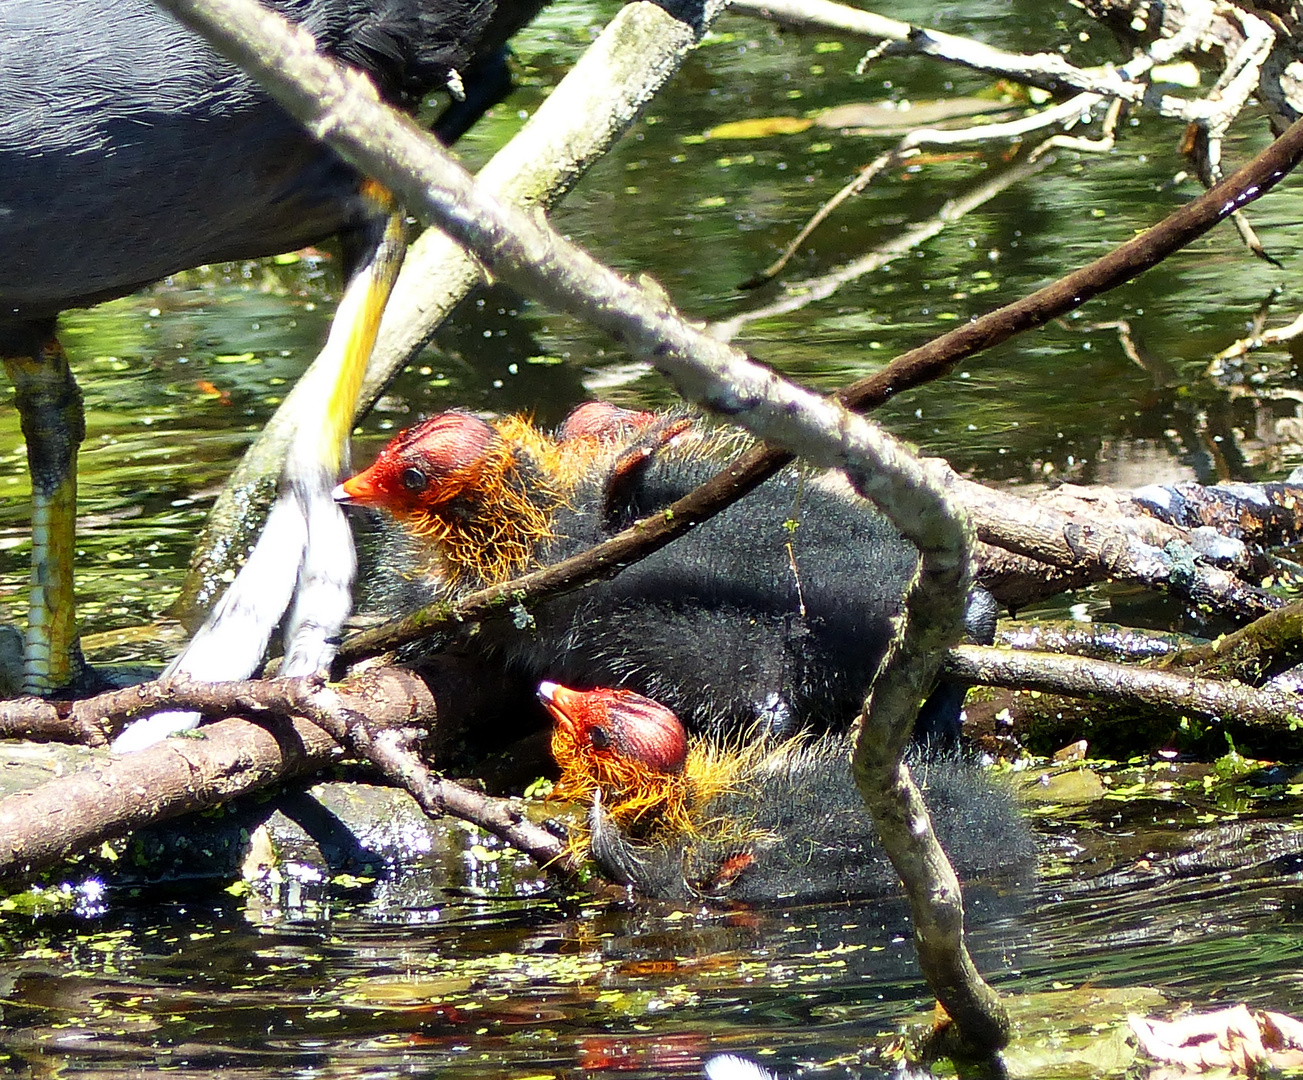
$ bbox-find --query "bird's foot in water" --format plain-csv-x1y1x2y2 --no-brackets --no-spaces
0,622,147,698
0,620,170,717
0,623,115,700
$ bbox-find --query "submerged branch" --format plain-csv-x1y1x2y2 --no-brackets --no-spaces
718,151,1052,330
1164,598,1303,680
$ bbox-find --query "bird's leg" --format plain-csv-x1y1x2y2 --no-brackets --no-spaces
2,326,87,693
279,199,407,675
112,193,405,752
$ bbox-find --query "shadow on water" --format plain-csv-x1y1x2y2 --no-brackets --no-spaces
5,0,1303,1074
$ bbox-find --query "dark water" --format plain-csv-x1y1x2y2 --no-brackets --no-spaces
4,0,1303,1074
6,772,1303,1079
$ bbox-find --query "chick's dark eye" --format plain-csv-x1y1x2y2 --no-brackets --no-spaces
400,467,427,492
588,725,612,751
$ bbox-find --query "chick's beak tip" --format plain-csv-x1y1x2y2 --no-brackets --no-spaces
333,470,380,506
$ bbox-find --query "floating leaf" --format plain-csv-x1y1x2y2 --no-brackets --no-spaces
1131,1004,1303,1071
1151,61,1200,88
195,380,232,405
817,98,1020,134
705,116,814,139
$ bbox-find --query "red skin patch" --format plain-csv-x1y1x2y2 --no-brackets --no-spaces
336,412,494,514
556,400,655,442
539,682,688,775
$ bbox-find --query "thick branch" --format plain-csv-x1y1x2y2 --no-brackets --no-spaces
947,644,1303,730
951,472,1283,621
0,669,572,884
0,713,337,881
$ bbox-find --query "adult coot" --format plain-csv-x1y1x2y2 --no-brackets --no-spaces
0,0,547,698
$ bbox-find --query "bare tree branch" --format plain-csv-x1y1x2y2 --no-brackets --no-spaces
947,644,1303,731
0,669,572,885
0,712,337,882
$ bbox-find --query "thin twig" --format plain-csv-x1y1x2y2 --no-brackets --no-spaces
744,95,1097,287
722,150,1053,328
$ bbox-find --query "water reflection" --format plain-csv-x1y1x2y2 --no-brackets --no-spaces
4,785,1303,1079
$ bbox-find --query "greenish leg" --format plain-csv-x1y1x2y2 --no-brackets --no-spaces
3,331,86,694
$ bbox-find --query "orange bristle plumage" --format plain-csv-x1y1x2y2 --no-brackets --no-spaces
540,682,746,848
338,412,587,588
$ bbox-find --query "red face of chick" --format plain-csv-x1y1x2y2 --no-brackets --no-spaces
334,412,495,516
538,681,687,775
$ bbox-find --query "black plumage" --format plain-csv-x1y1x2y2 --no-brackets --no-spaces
539,430,918,736
340,407,995,739
541,681,1034,905
589,740,1035,904
0,0,541,321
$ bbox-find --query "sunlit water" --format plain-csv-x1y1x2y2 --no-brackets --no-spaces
4,0,1303,1074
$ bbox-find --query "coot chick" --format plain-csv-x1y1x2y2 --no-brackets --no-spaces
337,406,992,739
539,681,1034,904
0,0,546,695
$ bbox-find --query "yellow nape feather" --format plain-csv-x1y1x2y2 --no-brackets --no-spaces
551,722,780,859
401,416,578,588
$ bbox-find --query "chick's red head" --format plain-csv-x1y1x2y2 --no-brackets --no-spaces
334,412,495,517
540,681,696,837
556,401,656,443
540,681,688,776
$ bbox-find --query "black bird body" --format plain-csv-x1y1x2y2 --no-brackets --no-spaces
534,435,919,737
541,682,1034,905
0,0,547,696
0,0,538,324
340,409,991,739
590,739,1036,904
